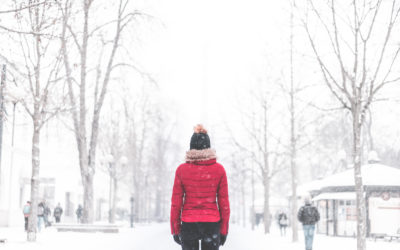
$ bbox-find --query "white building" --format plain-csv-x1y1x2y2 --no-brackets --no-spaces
298,162,400,237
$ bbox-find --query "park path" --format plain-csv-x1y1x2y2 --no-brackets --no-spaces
0,223,398,250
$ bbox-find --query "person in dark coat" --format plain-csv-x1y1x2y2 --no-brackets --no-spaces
22,201,31,231
37,202,45,232
170,125,230,250
53,203,63,223
298,197,320,250
277,210,288,236
43,201,51,227
76,205,83,223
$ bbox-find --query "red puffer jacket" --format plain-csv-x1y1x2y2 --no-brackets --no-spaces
170,149,230,235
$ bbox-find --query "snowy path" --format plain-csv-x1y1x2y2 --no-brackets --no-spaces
0,223,398,250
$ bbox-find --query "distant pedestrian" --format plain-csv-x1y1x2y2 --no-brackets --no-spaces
43,201,51,227
37,202,45,232
297,197,320,250
277,211,288,236
53,203,63,223
76,205,83,223
22,201,31,231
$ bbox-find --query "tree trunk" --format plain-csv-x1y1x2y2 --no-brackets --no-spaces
352,103,367,250
27,113,40,241
60,2,93,224
108,173,112,223
235,187,239,224
134,182,140,222
111,177,117,223
82,174,94,224
289,0,298,242
263,177,270,234
79,0,90,224
155,187,161,220
261,90,270,234
290,170,298,241
28,25,41,239
251,163,255,230
241,179,246,228
290,110,298,241
365,110,374,152
144,175,149,222
0,64,5,188
154,162,162,220
147,178,151,222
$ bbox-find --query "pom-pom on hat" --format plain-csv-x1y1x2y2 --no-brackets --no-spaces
190,124,211,150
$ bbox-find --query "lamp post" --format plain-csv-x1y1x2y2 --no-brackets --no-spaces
105,154,114,223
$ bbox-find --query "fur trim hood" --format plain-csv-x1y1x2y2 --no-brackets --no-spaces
185,148,217,163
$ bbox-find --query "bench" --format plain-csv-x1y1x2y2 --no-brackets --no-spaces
370,233,386,242
386,229,400,242
370,229,400,242
54,224,119,233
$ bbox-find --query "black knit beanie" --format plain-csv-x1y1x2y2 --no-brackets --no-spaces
190,125,211,150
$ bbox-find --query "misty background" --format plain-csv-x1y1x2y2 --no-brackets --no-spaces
0,0,399,249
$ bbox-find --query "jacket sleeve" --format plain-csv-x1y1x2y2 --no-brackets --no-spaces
315,207,320,222
170,166,184,235
217,167,230,235
297,207,303,223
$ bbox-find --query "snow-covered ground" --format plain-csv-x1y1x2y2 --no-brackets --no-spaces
0,223,398,250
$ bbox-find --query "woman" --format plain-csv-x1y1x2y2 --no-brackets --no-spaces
170,125,230,250
277,210,288,236
22,201,31,231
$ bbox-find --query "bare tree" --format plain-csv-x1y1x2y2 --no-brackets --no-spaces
285,0,325,240
98,106,129,223
302,1,400,249
250,159,256,230
231,90,285,234
228,155,250,228
120,88,179,222
289,0,298,241
59,0,139,223
0,65,6,191
0,0,63,241
122,92,151,222
0,1,47,15
151,110,178,221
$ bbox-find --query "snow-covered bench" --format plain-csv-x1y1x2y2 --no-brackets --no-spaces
370,229,400,242
386,228,400,242
54,224,119,233
370,233,386,242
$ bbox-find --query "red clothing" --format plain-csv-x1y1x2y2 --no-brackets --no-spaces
170,151,230,235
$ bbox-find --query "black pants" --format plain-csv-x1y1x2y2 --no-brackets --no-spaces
279,225,287,236
180,222,220,250
24,217,28,231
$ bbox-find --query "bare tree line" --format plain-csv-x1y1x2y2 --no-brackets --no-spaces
95,90,177,224
1,1,400,247
0,0,161,241
227,2,400,249
0,0,65,241
300,1,400,249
